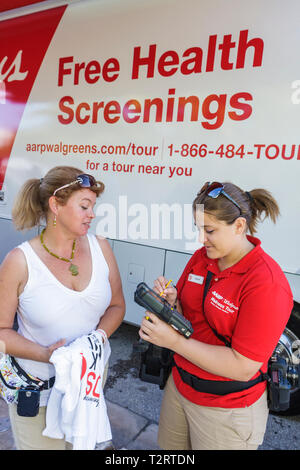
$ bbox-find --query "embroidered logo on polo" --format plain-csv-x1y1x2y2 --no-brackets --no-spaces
210,290,238,315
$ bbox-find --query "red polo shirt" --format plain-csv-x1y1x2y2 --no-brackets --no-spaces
173,236,293,408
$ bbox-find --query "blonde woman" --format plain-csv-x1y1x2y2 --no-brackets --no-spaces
0,166,125,450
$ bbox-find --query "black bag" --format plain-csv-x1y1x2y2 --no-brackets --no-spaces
138,343,173,390
17,387,41,417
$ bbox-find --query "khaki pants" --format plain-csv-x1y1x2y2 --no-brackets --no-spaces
9,363,109,450
158,375,269,450
9,405,72,450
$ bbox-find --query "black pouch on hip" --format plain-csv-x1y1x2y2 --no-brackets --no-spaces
17,387,40,417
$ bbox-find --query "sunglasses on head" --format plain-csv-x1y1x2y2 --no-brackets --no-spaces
53,174,97,196
200,181,242,216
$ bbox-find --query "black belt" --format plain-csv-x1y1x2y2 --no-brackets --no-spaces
10,356,55,390
174,364,266,396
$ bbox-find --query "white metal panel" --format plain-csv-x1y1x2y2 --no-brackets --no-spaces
164,250,192,287
112,240,165,326
285,273,300,305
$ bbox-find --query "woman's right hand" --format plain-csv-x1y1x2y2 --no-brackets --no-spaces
45,338,66,363
153,276,177,307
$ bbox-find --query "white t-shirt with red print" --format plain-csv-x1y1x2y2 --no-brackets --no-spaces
43,331,111,450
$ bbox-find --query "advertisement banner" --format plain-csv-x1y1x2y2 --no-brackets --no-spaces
0,0,299,272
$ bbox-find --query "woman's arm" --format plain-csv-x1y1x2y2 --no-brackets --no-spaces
95,237,126,338
0,248,64,363
139,312,263,382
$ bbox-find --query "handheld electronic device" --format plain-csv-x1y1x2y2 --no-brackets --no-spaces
134,282,193,338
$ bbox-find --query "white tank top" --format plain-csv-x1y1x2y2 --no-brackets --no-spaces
16,234,112,385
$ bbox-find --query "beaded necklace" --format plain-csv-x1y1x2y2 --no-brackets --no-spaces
40,228,79,276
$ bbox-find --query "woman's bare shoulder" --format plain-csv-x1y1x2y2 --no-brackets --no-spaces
0,244,29,284
95,235,113,256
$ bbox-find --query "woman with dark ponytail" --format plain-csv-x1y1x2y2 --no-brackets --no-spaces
139,181,293,450
0,166,125,449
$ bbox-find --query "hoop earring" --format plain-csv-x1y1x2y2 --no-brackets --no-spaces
53,215,57,227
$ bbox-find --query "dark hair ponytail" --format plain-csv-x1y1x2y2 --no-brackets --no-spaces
247,188,280,234
193,182,280,235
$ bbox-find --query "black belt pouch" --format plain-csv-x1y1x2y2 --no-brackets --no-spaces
17,387,40,417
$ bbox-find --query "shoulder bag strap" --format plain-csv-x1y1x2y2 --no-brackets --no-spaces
202,271,266,381
202,271,232,348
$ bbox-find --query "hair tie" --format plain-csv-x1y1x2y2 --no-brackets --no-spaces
245,191,253,204
39,178,43,185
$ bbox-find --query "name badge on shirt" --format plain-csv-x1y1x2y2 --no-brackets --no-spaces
188,274,204,284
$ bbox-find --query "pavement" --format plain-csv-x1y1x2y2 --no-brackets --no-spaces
0,322,300,451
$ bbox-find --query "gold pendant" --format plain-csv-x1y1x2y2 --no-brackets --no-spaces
69,264,79,276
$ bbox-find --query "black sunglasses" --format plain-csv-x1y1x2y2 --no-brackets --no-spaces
200,181,242,216
53,174,97,196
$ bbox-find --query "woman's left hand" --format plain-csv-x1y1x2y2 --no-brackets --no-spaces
139,311,181,351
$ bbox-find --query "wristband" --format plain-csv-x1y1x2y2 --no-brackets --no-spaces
96,328,108,344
